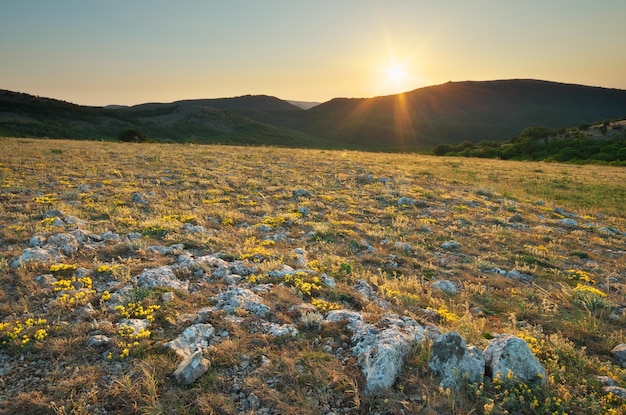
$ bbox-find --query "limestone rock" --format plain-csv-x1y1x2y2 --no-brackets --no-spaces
173,350,210,385
131,192,149,205
87,334,113,348
484,334,546,383
431,280,458,295
441,241,460,250
134,266,189,293
11,247,61,268
215,288,270,317
165,323,215,358
611,343,626,368
326,311,425,394
428,331,485,389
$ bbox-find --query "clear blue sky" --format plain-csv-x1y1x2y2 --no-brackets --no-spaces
2,1,625,106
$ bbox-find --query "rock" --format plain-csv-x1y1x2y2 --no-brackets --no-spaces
146,244,185,255
431,280,458,295
507,213,523,223
165,323,215,358
354,279,389,308
397,197,416,206
247,392,261,411
558,218,578,228
28,235,46,247
43,209,64,219
173,350,210,385
215,288,270,317
440,241,460,251
298,206,311,216
294,248,308,267
131,192,149,205
181,223,205,233
293,189,312,199
161,292,175,302
87,334,113,348
101,231,121,242
326,311,425,394
134,266,189,293
428,332,485,390
505,270,534,284
117,319,151,335
11,247,60,268
229,262,256,276
610,343,626,368
64,215,87,226
596,375,618,387
266,323,298,337
604,386,626,399
321,274,336,288
34,274,57,289
484,334,547,383
47,233,79,256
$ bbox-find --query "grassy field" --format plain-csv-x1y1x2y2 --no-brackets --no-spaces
0,137,625,414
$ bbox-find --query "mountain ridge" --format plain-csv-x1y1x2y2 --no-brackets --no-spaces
2,79,626,150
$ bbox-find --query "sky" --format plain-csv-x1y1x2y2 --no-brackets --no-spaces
1,1,626,106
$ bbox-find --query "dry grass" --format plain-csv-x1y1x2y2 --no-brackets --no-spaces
0,138,625,414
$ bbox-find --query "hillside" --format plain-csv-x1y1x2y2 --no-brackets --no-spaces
2,80,626,150
0,90,321,147
265,79,626,150
0,138,625,414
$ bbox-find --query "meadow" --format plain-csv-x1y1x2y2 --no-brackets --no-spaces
0,137,625,414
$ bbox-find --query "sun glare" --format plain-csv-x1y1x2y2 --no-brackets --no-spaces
381,59,412,95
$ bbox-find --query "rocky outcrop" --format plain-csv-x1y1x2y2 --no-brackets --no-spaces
173,350,210,385
428,331,484,389
611,343,626,368
484,334,547,383
165,323,215,358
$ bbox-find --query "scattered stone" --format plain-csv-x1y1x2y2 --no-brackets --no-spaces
131,192,149,205
440,241,460,251
47,233,79,256
134,266,189,293
11,247,61,268
43,209,64,219
484,334,547,383
507,213,523,223
146,244,185,255
87,334,113,348
293,189,312,198
321,274,336,288
246,392,261,411
215,288,270,317
28,235,46,247
610,344,626,368
558,218,578,228
165,323,215,358
428,331,485,389
505,270,534,284
266,323,299,337
354,279,388,308
173,350,210,385
34,274,57,289
162,292,175,303
117,319,151,335
431,280,458,295
397,197,416,206
181,223,205,233
298,206,311,216
101,231,121,242
596,375,618,387
64,215,86,226
604,386,626,399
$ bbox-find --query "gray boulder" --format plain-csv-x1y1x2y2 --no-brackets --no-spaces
173,350,210,385
558,218,578,228
11,247,61,268
131,192,149,205
134,266,189,293
428,332,485,389
440,241,460,250
431,280,458,295
611,343,626,368
326,311,425,394
165,323,215,358
47,233,79,256
215,288,270,317
484,334,546,383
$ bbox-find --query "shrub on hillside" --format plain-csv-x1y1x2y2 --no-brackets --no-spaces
117,128,148,143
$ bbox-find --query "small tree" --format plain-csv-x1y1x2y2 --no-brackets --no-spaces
117,129,148,143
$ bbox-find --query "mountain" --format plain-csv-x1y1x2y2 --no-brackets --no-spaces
2,80,626,150
253,79,626,150
0,90,323,147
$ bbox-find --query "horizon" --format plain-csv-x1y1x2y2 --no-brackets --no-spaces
2,1,626,106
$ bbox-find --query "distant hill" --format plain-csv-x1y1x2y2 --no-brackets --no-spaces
0,90,324,147
287,100,321,110
256,79,626,150
2,79,626,151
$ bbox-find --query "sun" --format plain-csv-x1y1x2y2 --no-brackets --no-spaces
381,60,411,94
